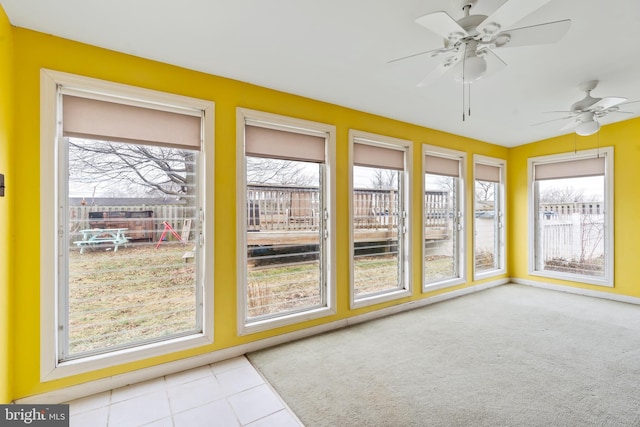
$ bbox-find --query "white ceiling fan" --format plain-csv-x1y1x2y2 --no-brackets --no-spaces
391,0,571,87
538,80,637,136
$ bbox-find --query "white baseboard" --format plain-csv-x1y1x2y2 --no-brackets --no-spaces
511,278,640,306
15,278,508,404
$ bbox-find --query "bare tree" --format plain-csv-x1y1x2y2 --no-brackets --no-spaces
540,186,585,203
579,213,604,265
369,170,397,189
69,139,196,199
475,181,494,202
69,139,317,202
246,157,315,186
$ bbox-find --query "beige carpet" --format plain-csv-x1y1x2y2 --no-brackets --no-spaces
248,284,640,427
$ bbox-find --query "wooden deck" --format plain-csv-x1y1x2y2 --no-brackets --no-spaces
247,227,449,246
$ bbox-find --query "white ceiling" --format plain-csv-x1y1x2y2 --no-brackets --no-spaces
2,0,640,147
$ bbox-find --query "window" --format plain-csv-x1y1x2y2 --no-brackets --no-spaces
349,131,412,308
237,109,336,333
473,156,506,279
529,148,614,287
423,146,466,291
40,70,214,380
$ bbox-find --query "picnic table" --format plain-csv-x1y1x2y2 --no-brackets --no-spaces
74,228,128,254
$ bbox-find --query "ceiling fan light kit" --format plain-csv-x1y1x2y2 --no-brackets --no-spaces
453,45,487,83
575,118,600,136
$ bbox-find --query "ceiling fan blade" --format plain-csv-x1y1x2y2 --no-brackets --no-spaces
495,20,571,48
477,0,552,36
590,96,628,112
559,120,578,131
387,47,448,64
415,11,468,41
532,115,576,126
618,100,640,108
542,110,576,114
417,59,457,87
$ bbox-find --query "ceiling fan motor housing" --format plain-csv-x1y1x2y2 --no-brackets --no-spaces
571,94,601,112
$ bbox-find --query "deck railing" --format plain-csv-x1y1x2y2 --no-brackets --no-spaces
247,184,450,232
67,186,452,243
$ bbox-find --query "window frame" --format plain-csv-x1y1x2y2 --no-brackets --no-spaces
527,147,614,287
236,108,336,335
473,155,507,280
40,69,215,381
422,145,467,292
348,130,413,309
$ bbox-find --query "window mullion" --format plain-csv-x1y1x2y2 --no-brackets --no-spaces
57,136,70,362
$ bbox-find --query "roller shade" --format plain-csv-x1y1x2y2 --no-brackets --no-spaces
63,95,201,148
475,164,501,183
534,157,605,181
425,155,460,177
353,142,404,170
245,125,325,163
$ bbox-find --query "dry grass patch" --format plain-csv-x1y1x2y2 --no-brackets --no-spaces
68,243,196,355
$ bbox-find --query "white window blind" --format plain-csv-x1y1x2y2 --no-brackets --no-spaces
245,124,325,163
475,164,501,183
534,156,605,181
425,155,460,177
353,142,404,170
62,95,201,148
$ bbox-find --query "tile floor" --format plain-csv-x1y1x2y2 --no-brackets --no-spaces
67,356,303,427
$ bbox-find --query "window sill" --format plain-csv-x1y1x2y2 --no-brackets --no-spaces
423,277,466,293
351,288,412,310
240,306,336,336
529,269,613,288
474,268,507,282
42,333,213,382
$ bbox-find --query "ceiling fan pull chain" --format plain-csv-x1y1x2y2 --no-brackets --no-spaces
462,82,466,121
462,43,467,121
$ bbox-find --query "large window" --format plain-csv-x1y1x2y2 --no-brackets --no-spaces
349,131,412,308
237,109,336,333
41,71,214,380
473,156,506,279
529,148,613,287
423,146,466,291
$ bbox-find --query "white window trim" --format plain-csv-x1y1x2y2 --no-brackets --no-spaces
527,147,614,287
348,130,413,309
422,145,467,293
236,108,336,335
40,69,215,381
473,155,507,281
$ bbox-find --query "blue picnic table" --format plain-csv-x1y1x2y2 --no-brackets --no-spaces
74,228,128,254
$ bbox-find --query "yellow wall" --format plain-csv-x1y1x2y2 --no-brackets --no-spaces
0,6,14,404
8,27,508,400
6,15,640,402
508,117,640,297
6,17,640,403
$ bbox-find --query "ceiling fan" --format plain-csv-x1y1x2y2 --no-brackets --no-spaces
538,80,636,136
391,0,571,87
